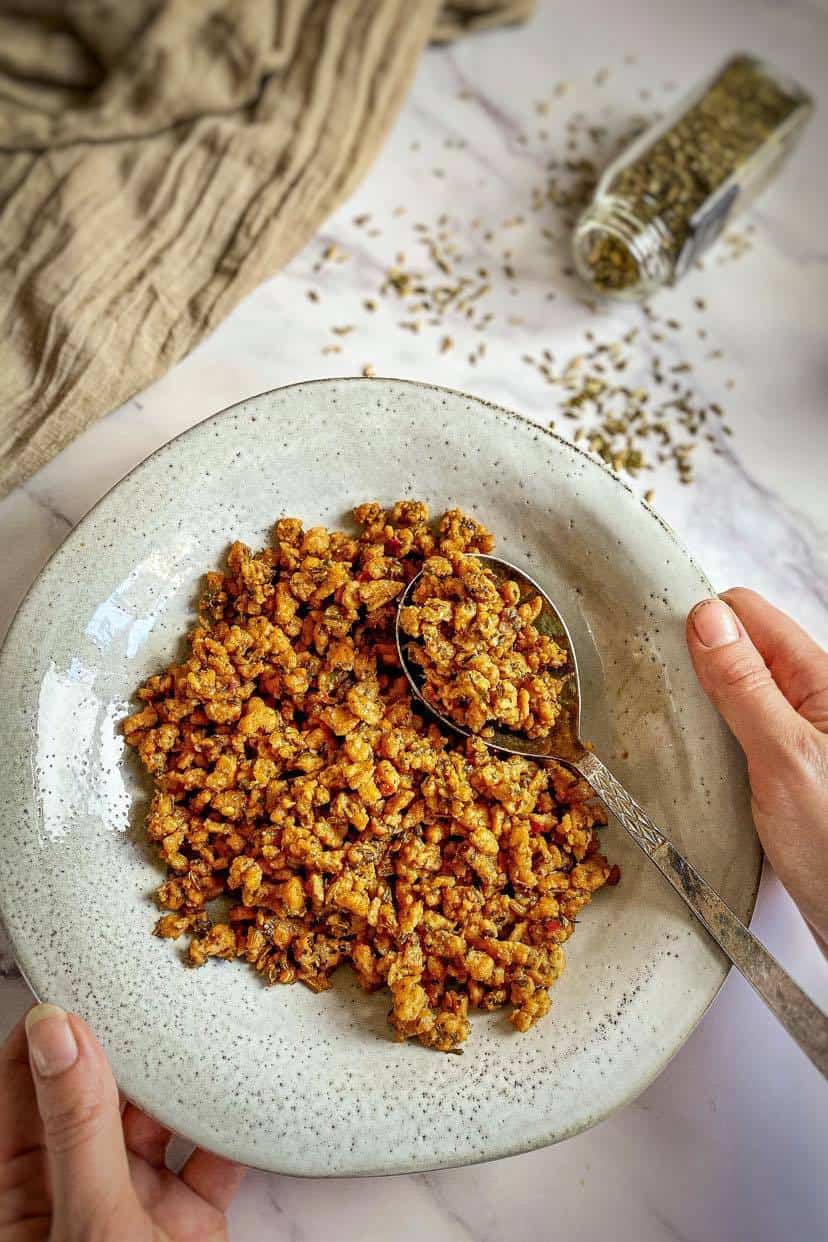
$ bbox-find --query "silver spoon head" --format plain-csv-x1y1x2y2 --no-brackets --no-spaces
395,553,584,763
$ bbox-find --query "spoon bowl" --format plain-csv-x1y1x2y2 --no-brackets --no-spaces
396,553,585,762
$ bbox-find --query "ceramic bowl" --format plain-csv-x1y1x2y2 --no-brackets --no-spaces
0,378,760,1176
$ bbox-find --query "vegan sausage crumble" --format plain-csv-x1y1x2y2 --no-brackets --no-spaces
399,552,569,738
124,502,617,1051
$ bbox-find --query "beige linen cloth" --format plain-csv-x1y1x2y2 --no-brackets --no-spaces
0,0,533,498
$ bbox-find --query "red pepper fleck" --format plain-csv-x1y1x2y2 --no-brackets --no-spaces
606,864,621,886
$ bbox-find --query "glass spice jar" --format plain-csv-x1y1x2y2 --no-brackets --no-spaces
573,54,813,299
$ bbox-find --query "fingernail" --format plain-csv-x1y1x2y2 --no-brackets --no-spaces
25,1004,79,1078
691,598,740,649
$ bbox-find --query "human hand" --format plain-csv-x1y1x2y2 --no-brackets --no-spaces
0,1004,244,1241
687,588,828,950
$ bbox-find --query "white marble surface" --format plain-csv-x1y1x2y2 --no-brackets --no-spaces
2,1,827,1238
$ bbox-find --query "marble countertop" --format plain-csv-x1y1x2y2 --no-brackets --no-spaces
2,1,827,1238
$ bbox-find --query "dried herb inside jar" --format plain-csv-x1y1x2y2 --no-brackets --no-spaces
573,55,812,298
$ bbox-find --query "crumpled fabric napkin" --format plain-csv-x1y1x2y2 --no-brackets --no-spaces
0,0,534,497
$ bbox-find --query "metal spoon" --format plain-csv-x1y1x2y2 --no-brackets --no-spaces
396,553,828,1077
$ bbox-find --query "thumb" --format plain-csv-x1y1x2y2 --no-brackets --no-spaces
686,596,802,763
25,1004,141,1238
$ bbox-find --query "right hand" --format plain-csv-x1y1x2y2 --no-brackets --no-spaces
686,588,828,950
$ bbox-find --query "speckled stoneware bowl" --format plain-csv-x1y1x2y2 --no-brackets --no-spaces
0,378,760,1176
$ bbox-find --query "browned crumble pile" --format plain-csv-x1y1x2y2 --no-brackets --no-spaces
124,502,617,1051
400,553,568,738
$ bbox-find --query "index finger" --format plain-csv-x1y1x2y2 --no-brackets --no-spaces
722,589,828,727
179,1146,246,1212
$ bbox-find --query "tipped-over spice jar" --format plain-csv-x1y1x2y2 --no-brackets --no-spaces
573,54,813,299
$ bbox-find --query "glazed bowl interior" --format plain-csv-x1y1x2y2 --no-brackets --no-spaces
0,378,760,1176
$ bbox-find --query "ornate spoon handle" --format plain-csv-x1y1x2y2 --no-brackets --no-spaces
574,749,828,1078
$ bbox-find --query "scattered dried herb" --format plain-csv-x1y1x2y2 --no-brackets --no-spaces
301,57,754,489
